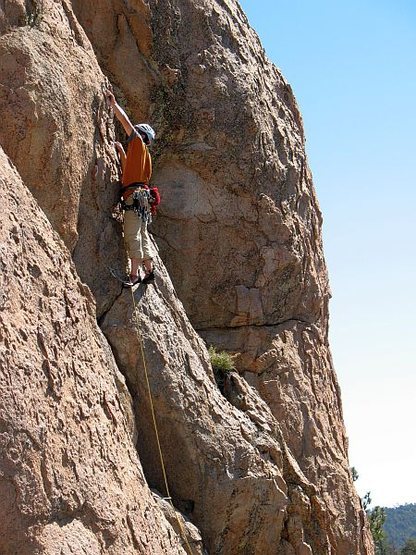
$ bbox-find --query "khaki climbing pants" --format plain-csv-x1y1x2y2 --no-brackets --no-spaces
123,198,153,261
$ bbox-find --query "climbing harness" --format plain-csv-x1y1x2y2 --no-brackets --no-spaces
127,282,195,555
120,182,161,223
120,183,151,222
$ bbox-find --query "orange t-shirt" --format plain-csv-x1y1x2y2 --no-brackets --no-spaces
121,130,152,199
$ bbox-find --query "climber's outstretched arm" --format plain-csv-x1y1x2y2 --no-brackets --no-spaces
105,90,134,137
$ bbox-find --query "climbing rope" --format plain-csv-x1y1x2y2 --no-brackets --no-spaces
103,86,194,551
127,285,195,555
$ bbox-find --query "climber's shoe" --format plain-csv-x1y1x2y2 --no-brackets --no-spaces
141,270,155,285
122,274,141,287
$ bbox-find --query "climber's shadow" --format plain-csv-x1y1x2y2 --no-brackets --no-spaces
131,282,158,303
132,283,147,304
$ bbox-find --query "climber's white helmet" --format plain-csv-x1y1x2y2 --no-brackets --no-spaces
135,123,156,145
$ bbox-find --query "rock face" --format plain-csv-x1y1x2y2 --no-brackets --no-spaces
0,0,123,317
101,262,290,554
150,0,326,329
0,0,373,554
0,147,185,554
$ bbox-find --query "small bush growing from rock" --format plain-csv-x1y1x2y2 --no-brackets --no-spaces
208,346,235,373
209,346,235,393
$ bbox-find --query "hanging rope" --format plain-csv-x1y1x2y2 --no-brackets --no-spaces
127,285,195,555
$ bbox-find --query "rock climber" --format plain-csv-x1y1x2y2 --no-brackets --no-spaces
105,89,156,286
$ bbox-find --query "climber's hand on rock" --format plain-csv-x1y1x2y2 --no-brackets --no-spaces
105,89,116,108
114,142,125,155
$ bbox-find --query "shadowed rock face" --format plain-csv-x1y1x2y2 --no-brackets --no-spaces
0,0,124,317
1,0,373,553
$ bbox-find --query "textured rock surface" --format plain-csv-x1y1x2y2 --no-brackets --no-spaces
153,491,207,555
0,0,374,553
0,0,123,316
0,147,185,554
204,322,369,552
101,259,291,554
149,0,327,329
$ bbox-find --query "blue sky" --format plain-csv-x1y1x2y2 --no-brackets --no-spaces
239,0,416,507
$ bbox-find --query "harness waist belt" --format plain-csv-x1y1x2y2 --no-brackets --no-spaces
121,182,147,194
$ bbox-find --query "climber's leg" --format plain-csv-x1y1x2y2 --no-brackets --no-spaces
123,202,145,285
140,221,154,284
130,257,141,279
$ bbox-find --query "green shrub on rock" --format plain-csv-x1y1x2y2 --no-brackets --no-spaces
208,346,236,393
